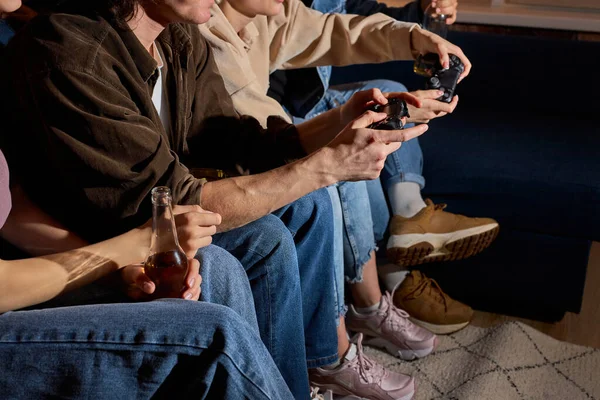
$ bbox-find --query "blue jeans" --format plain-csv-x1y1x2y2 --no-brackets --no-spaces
0,245,293,399
297,80,425,283
213,190,337,397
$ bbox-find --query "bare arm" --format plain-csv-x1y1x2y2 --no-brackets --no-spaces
202,112,429,232
0,227,149,313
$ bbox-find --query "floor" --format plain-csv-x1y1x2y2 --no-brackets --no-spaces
471,242,600,349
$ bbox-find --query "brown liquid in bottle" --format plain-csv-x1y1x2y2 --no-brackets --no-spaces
145,250,188,298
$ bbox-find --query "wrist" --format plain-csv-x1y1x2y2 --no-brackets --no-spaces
131,224,152,264
409,25,423,59
302,148,338,188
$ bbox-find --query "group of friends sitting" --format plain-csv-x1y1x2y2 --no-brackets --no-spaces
0,0,501,398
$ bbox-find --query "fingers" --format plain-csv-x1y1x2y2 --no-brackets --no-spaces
384,92,422,108
435,42,450,70
351,110,388,129
121,264,155,294
373,123,429,144
450,46,471,82
352,88,388,107
172,204,205,215
182,259,201,301
433,0,458,16
412,89,446,100
176,211,222,227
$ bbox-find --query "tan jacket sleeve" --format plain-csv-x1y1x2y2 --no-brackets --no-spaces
267,0,420,71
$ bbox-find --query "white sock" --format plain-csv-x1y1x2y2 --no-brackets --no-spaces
355,302,380,314
344,343,358,361
378,263,410,292
324,343,358,369
388,181,427,218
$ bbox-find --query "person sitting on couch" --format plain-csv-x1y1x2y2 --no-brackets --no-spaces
0,0,430,398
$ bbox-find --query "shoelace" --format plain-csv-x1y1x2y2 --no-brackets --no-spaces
309,387,325,400
350,334,387,385
378,291,411,333
402,274,449,311
424,198,447,212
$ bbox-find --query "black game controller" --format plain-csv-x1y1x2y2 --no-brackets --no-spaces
367,98,410,130
418,53,465,103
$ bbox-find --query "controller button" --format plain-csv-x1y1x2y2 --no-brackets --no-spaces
428,77,441,88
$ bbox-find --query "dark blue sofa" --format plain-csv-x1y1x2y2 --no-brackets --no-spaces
333,29,600,321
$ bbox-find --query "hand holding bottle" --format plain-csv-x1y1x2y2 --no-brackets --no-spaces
119,258,202,301
173,205,222,258
421,0,459,24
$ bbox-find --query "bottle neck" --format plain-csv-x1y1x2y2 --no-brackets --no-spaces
149,200,182,254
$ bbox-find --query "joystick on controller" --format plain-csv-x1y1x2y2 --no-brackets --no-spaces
367,98,410,130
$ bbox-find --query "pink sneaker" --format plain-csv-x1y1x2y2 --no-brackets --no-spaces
309,334,415,400
346,292,437,360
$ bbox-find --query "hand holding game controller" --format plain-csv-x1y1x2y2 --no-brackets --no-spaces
367,98,411,130
415,53,465,103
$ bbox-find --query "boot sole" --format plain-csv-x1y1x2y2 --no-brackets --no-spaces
386,224,499,267
409,317,470,335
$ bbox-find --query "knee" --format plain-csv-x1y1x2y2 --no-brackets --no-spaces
371,79,408,94
196,244,246,281
289,188,334,229
243,214,297,258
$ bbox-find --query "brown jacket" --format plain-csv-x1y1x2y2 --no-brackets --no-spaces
1,12,305,242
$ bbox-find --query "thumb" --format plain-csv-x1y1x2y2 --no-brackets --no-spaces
351,111,387,129
385,92,422,109
122,264,155,294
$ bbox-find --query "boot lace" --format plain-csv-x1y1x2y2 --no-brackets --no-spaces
410,276,448,311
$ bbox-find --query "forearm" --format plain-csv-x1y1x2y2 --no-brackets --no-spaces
0,227,150,313
0,185,89,256
273,0,419,70
201,150,335,232
296,107,345,154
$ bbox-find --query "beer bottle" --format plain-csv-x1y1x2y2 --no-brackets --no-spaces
144,186,189,298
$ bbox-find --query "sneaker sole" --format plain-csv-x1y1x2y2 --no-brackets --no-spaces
409,317,470,335
315,383,415,400
386,223,499,267
361,334,437,361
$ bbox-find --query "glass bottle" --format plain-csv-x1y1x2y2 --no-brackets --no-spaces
144,186,189,298
413,4,449,77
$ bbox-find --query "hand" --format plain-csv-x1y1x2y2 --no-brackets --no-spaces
324,111,429,182
172,205,222,258
119,258,202,301
384,90,458,123
421,0,459,24
410,27,471,81
339,89,421,126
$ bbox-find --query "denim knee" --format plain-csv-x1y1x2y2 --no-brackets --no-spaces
196,244,259,330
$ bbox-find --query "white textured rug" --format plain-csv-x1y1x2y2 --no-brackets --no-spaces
365,321,600,400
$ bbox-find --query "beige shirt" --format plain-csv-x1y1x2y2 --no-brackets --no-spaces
199,0,419,127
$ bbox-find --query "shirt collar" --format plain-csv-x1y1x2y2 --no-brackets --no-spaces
114,22,191,83
206,4,259,52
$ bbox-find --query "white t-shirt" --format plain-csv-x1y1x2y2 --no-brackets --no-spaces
150,42,170,130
